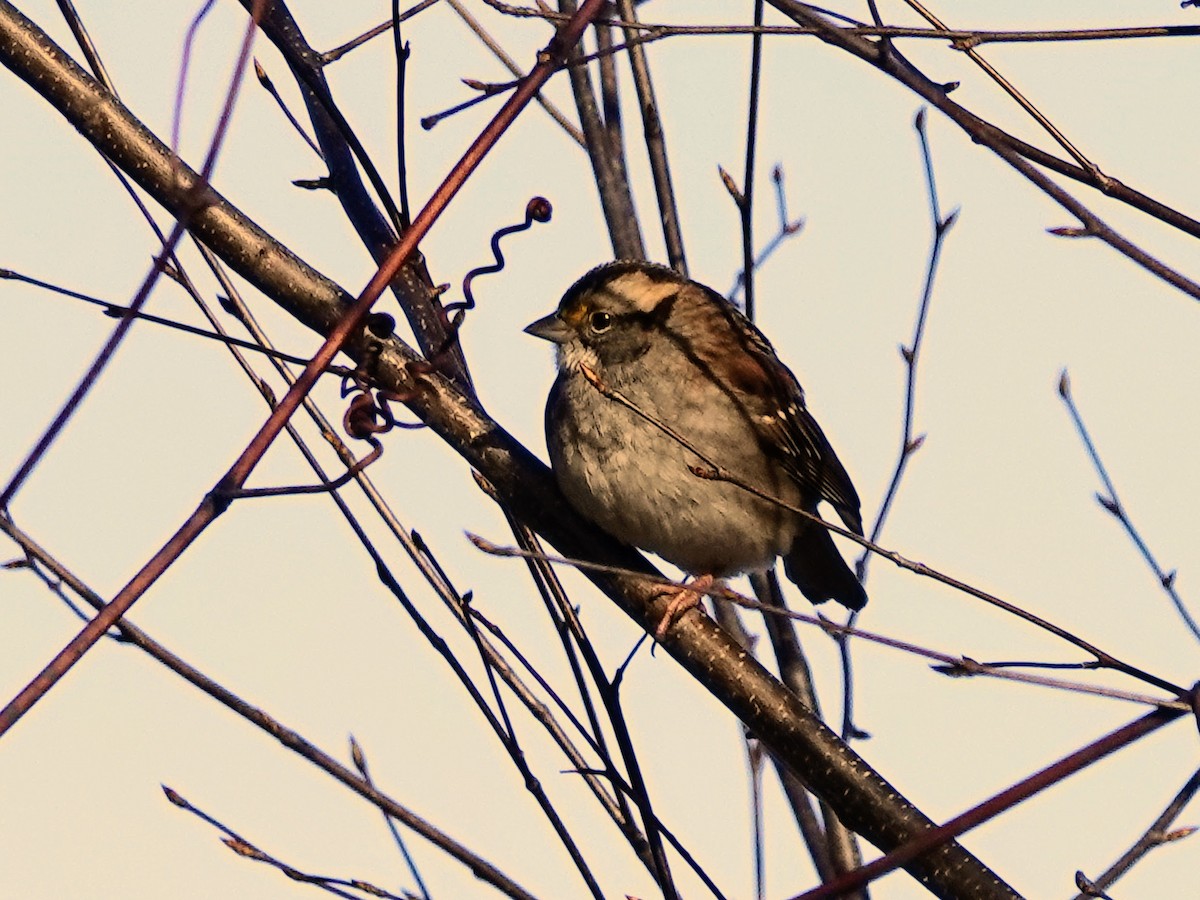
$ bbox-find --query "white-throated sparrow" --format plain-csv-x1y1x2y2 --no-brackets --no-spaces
526,260,867,625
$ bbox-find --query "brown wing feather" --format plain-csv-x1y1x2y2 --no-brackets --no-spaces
676,283,864,535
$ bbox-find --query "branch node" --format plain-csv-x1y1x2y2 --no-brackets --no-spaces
292,176,333,191
1159,825,1198,844
1048,225,1093,238
717,165,745,207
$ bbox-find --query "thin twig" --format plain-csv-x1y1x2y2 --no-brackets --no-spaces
392,1,412,226
320,0,440,64
252,58,322,155
349,737,432,900
53,0,112,86
902,0,1106,184
726,165,805,301
750,737,766,900
0,269,333,370
558,0,645,259
857,108,957,578
446,0,585,146
165,787,406,899
468,535,1185,710
1,535,127,641
1070,766,1200,899
475,3,1200,47
421,79,519,129
1058,371,1199,642
172,0,218,151
738,0,764,318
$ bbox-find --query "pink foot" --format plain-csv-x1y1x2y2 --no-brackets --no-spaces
653,574,714,640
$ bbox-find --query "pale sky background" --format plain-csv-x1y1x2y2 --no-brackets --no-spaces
2,2,1199,898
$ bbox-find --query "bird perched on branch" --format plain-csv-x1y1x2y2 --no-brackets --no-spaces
526,260,866,636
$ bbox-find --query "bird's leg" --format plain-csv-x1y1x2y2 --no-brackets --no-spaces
652,574,714,640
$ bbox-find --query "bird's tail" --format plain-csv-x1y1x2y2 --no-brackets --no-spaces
783,524,867,611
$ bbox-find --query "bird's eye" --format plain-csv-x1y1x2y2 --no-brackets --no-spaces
589,311,613,333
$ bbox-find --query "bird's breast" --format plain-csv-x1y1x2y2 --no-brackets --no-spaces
547,369,801,577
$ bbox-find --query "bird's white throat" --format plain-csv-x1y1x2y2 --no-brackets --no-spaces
557,341,600,376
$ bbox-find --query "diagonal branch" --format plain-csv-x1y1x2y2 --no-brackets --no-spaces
241,0,474,392
792,704,1188,899
557,0,645,259
765,0,1200,298
1071,765,1200,899
446,0,586,146
1058,371,1199,641
616,0,687,274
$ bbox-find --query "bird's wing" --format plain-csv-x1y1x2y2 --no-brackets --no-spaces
698,291,864,535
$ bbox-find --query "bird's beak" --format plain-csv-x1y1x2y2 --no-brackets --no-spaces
524,312,574,344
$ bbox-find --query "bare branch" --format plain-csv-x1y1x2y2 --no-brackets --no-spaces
616,0,687,274
857,107,956,581
789,705,1188,900
766,0,1200,272
446,0,586,145
901,0,1105,181
557,0,645,259
1071,767,1200,899
165,786,408,899
1059,371,1199,641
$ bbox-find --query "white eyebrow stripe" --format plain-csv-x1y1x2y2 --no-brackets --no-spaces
604,272,680,312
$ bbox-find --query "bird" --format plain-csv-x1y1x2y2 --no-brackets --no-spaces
525,260,866,636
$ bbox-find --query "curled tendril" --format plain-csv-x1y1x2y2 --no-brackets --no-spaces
338,197,553,448
340,340,426,442
445,196,553,324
